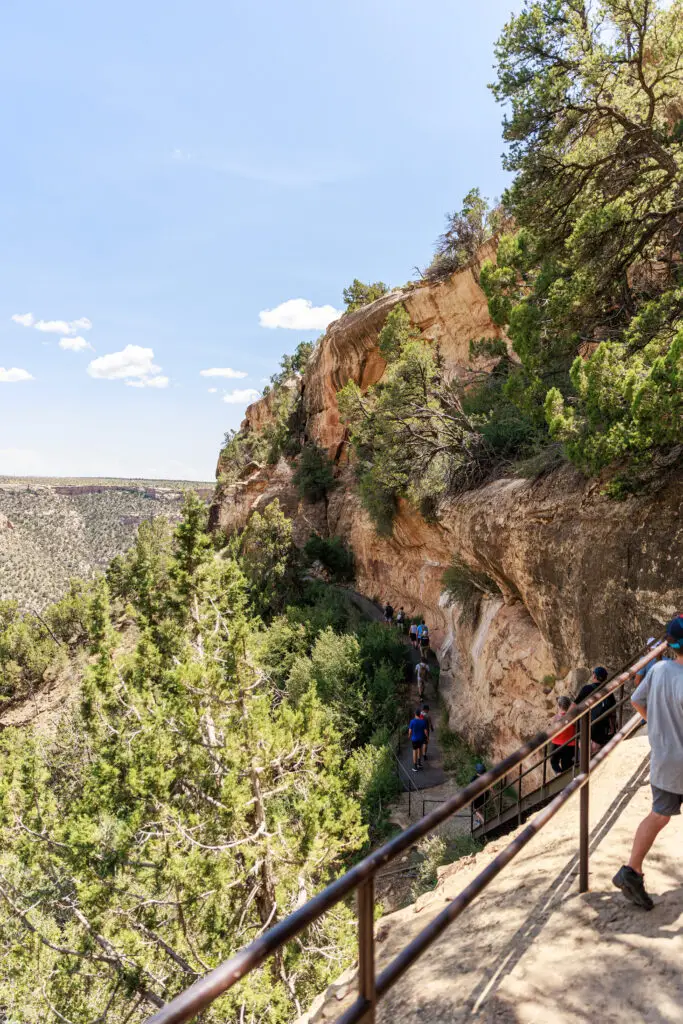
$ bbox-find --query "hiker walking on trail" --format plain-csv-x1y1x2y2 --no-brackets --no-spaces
415,659,430,699
421,702,435,762
396,607,406,633
384,602,394,625
409,621,419,649
417,620,430,656
408,709,428,772
571,666,616,750
613,617,683,911
549,695,576,774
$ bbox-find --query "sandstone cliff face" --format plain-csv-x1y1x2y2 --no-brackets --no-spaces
212,261,683,763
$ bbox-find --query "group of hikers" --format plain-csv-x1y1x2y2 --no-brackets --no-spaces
550,615,683,911
392,598,683,911
383,601,434,774
548,665,617,774
548,635,672,776
383,602,431,655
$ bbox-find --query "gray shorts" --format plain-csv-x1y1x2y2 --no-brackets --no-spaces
652,785,683,816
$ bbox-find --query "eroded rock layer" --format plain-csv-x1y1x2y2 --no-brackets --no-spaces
211,263,683,762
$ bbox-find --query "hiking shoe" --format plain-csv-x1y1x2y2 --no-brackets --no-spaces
612,866,654,910
411,766,419,773
423,753,429,761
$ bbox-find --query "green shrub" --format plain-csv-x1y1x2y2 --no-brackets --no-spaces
346,728,401,840
442,555,500,603
469,337,508,360
438,711,482,786
293,445,337,502
343,279,389,313
378,305,420,361
304,534,355,583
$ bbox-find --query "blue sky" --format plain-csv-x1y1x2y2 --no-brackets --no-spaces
0,0,521,481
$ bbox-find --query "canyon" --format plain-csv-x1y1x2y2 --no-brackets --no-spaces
211,260,683,763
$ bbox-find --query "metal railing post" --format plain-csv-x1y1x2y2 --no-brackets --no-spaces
542,745,547,799
579,714,590,893
618,682,625,729
357,879,376,1023
517,763,523,826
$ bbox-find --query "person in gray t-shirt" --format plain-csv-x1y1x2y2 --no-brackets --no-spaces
613,617,683,910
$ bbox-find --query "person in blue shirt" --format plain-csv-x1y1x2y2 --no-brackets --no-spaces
417,620,430,656
408,710,428,772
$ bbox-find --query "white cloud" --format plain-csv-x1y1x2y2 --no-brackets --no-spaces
207,387,218,393
13,315,94,336
34,319,73,334
88,345,161,383
70,317,92,332
59,335,93,352
223,388,260,405
126,375,170,389
200,367,248,378
258,298,342,331
0,367,33,382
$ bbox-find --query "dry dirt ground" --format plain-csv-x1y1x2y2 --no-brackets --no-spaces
316,728,683,1024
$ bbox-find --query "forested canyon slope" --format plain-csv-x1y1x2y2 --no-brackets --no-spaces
0,478,212,610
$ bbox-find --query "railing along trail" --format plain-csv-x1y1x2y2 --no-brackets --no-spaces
146,643,665,1024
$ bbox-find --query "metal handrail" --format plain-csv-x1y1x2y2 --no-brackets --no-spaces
389,744,421,817
146,641,666,1024
475,640,665,834
476,681,636,833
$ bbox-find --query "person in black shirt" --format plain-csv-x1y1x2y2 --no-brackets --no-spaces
571,666,616,749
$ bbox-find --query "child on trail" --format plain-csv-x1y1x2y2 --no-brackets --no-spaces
613,617,683,910
421,703,435,761
549,695,576,774
417,620,430,656
409,622,419,649
408,709,428,772
415,659,430,699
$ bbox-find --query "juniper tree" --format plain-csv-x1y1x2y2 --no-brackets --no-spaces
482,0,683,470
0,527,364,1023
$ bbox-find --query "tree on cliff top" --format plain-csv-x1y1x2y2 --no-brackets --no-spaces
342,279,389,313
421,188,504,282
482,0,683,472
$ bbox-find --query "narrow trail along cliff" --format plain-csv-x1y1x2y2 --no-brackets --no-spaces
305,731,682,1024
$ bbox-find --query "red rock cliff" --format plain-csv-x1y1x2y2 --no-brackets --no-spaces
211,262,683,762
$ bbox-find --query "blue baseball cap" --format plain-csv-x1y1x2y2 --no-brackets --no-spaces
475,762,486,774
593,666,608,683
666,617,683,651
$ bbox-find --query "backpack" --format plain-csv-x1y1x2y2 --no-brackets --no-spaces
421,625,429,639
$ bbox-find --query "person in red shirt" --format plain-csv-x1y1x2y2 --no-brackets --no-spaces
549,695,576,774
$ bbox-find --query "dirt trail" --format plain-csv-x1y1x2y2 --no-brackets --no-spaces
322,728,683,1024
347,591,446,790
